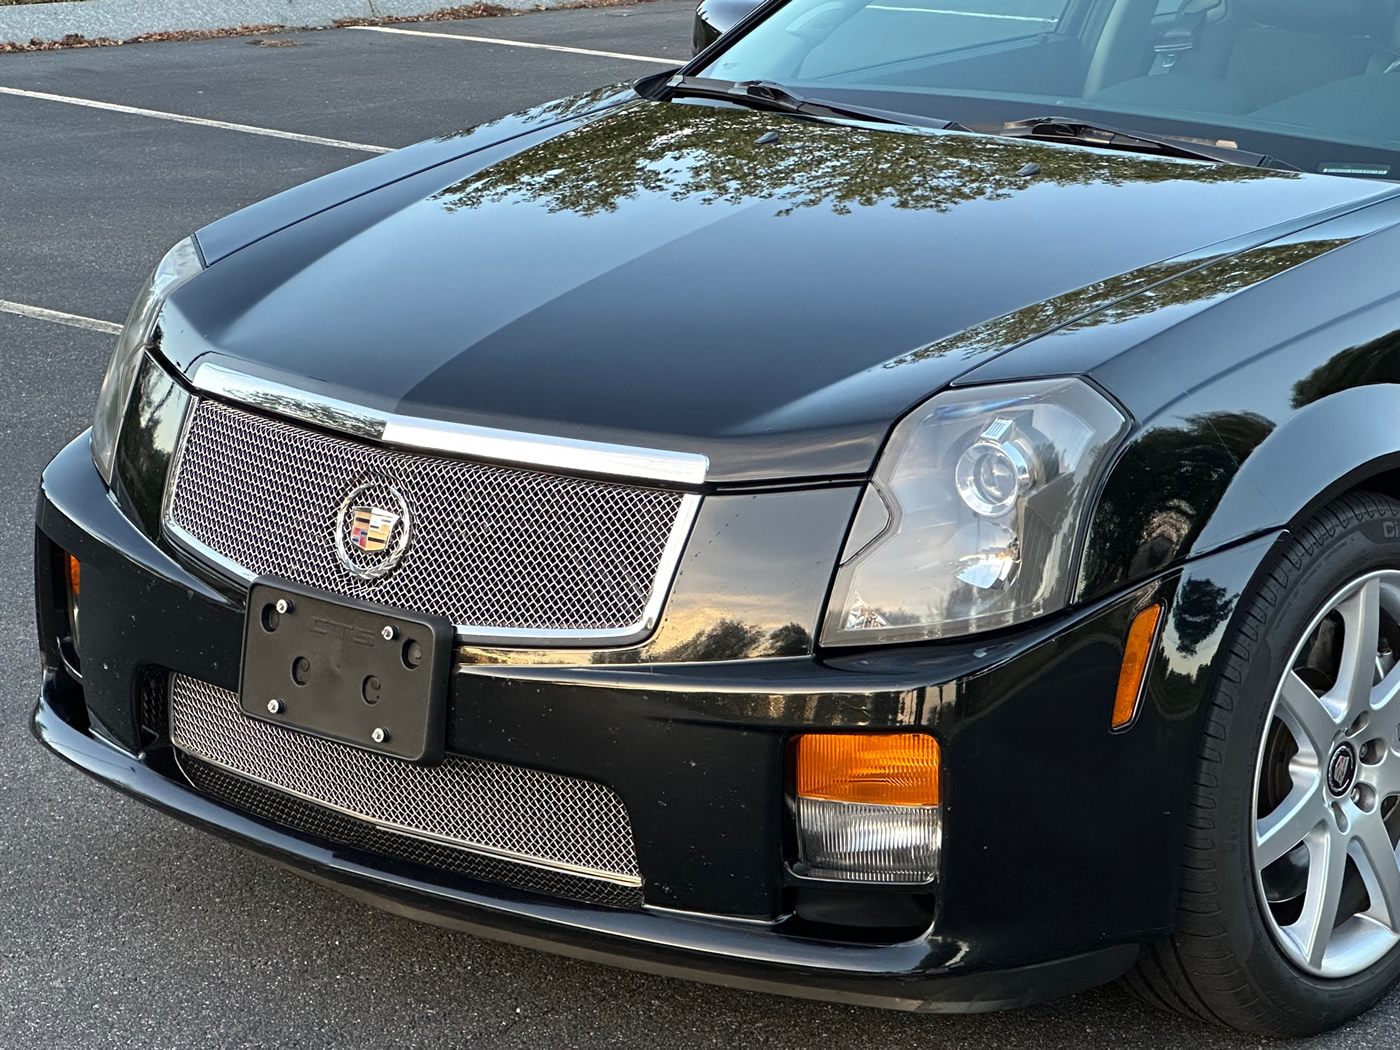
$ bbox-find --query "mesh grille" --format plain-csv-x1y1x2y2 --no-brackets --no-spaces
166,400,688,634
169,674,642,884
179,755,644,909
136,666,169,747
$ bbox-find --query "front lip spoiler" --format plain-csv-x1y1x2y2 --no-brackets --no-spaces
31,683,1137,1013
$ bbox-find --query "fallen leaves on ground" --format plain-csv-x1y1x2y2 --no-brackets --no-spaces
1,0,657,52
1,23,289,51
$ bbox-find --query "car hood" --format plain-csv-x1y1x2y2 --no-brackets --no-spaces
169,100,1388,483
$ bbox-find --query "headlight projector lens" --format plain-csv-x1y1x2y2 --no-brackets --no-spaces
954,418,1036,517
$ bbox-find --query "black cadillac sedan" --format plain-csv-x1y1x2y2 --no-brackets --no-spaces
32,0,1400,1037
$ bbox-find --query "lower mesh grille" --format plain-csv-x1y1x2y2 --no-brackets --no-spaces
179,756,644,908
168,674,642,891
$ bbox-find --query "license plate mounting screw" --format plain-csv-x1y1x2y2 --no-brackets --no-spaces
275,599,292,615
381,625,397,641
267,698,284,714
371,727,389,744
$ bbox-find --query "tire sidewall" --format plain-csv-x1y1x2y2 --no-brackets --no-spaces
1210,505,1400,1026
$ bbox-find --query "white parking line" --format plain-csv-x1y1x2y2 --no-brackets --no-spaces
868,6,1055,17
0,85,393,153
0,300,122,335
346,25,679,65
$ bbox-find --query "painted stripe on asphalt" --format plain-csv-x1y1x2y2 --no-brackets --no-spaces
868,6,1055,17
0,300,122,335
346,25,679,65
0,85,393,153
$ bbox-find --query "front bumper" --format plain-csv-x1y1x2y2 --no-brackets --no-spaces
33,430,1284,1010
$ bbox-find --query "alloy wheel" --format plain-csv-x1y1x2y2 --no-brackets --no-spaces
1253,571,1400,978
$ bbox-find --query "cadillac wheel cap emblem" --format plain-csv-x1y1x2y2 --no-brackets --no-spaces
1327,742,1358,797
335,481,412,581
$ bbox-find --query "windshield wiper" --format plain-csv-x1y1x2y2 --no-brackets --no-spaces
986,116,1299,170
642,74,967,133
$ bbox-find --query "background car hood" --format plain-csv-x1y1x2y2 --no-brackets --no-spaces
169,101,1388,483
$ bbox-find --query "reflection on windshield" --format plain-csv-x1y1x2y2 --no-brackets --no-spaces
704,0,1400,173
432,100,1276,219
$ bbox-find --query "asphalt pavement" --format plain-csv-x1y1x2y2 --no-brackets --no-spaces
3,4,1400,1048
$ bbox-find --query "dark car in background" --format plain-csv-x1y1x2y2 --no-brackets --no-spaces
33,0,1400,1037
694,0,764,52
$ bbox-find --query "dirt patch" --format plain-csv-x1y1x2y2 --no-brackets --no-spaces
2,23,289,52
1,0,658,52
334,0,657,25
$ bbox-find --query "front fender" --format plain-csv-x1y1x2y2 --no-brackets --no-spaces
1074,215,1400,605
1078,380,1400,605
1191,384,1400,555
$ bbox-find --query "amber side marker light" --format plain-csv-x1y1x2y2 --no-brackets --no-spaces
1113,603,1163,730
61,552,83,669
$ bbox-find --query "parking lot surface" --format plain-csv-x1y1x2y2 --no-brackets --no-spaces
4,4,1400,1048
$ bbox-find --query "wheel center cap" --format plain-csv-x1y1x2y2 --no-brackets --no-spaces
1328,742,1359,796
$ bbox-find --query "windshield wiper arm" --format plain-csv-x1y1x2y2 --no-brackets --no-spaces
988,116,1299,170
646,74,966,132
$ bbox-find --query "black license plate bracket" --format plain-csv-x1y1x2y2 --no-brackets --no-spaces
240,579,453,763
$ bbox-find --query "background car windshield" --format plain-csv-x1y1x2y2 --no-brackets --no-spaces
701,0,1400,177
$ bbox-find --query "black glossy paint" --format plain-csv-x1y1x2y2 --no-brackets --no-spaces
33,46,1400,1014
33,434,1276,995
30,682,1137,1012
170,99,1386,483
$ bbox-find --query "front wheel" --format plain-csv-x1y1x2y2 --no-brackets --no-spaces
1126,491,1400,1036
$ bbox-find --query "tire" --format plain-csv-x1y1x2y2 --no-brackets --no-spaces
1125,490,1400,1036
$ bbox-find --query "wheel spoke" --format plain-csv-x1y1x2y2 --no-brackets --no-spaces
1277,670,1343,757
1371,661,1400,725
1333,579,1382,718
1292,826,1350,971
1352,813,1400,931
1257,779,1326,868
1371,750,1400,801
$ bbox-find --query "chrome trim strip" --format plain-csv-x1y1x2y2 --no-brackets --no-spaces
172,749,643,887
157,365,197,535
189,361,709,487
161,395,703,649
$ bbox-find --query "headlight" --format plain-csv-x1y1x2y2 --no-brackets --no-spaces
821,379,1127,645
91,237,204,485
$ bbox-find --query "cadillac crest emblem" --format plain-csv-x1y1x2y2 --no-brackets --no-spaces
335,481,412,580
349,506,400,553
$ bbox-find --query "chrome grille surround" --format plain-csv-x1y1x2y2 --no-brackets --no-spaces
169,674,643,886
164,398,701,646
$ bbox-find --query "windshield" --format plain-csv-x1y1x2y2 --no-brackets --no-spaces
698,0,1400,177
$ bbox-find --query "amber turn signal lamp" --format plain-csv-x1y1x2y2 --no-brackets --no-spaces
1113,603,1163,730
796,733,940,807
65,554,81,598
